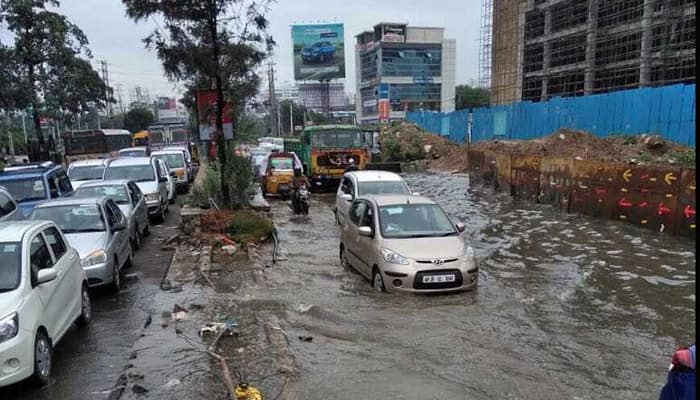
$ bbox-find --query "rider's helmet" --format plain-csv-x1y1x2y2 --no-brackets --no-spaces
348,158,355,165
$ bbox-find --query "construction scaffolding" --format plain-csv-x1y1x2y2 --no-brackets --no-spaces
478,0,493,89
486,0,696,105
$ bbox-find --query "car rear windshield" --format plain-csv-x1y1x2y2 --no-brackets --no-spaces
104,165,154,182
153,153,185,168
120,150,146,157
378,204,457,238
30,205,106,234
0,178,46,203
69,165,105,181
358,181,410,196
269,158,294,170
0,242,21,292
74,185,130,204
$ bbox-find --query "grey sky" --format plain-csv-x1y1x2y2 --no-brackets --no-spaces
51,0,483,100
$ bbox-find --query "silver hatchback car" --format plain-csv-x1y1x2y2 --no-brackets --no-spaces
29,197,132,291
73,180,151,250
340,195,478,293
0,186,22,222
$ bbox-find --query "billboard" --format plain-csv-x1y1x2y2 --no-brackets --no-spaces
292,23,345,81
196,91,233,141
156,97,178,120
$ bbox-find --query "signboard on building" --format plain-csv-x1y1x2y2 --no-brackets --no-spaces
196,91,233,141
156,97,178,120
378,100,390,122
377,83,390,99
292,23,345,81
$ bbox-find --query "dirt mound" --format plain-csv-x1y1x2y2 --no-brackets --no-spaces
381,122,694,171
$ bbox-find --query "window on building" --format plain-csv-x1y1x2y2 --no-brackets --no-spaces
381,46,442,77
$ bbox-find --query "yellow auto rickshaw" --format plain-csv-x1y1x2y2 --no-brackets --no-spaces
261,152,298,199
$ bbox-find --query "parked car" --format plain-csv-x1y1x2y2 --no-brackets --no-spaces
0,186,22,222
0,220,91,387
301,41,336,63
72,180,150,250
29,197,132,291
162,146,195,181
334,171,412,226
0,162,74,217
339,195,478,293
103,157,169,223
151,150,189,193
118,147,149,158
67,159,108,190
154,158,176,204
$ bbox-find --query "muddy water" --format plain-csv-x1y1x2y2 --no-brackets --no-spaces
253,172,695,400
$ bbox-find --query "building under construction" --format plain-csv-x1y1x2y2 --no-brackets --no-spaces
486,0,695,105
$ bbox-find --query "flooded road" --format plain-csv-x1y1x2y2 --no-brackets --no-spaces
0,205,180,400
254,172,695,399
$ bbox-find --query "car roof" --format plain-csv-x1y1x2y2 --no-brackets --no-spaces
76,179,131,188
69,159,109,167
0,220,51,242
163,146,189,152
360,194,436,207
346,170,404,183
107,157,153,167
0,162,61,179
151,150,184,156
33,196,107,208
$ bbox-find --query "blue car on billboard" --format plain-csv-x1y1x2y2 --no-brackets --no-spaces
301,41,336,64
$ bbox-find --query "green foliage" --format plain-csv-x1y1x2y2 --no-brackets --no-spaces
405,135,427,161
383,140,404,162
222,146,256,209
235,113,267,142
455,85,490,110
226,210,274,243
669,150,695,167
123,108,155,133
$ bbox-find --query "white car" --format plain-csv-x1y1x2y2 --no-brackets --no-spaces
67,159,108,190
118,147,149,158
0,220,91,387
103,157,169,223
334,171,413,226
154,158,176,204
152,150,189,193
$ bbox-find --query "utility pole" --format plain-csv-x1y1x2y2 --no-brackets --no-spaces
100,61,112,120
21,111,27,145
267,58,279,137
289,101,294,135
116,84,125,129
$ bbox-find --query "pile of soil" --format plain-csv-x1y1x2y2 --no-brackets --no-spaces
382,122,695,171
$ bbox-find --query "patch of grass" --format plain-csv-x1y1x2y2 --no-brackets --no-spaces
669,150,696,167
227,210,274,243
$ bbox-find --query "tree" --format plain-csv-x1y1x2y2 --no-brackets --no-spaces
123,108,155,133
455,84,490,110
123,0,274,207
0,0,111,159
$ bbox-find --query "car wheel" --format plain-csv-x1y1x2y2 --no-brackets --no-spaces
125,242,135,269
143,222,151,237
133,226,142,250
76,284,92,328
339,245,349,268
31,331,52,386
372,268,385,292
110,260,122,292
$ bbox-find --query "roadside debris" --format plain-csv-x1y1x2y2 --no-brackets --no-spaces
298,336,313,342
295,304,313,313
199,320,237,338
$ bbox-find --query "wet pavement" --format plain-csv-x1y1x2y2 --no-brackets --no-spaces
244,172,695,399
0,204,181,400
1,172,695,399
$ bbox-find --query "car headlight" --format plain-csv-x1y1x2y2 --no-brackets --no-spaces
0,313,19,344
465,246,478,272
381,248,410,265
145,193,161,202
465,245,475,258
81,249,107,267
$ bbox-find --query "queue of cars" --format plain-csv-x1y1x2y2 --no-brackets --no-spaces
0,146,194,388
334,170,478,294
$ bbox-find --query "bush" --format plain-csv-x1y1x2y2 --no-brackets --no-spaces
191,166,221,208
227,210,274,243
383,140,404,162
669,150,695,167
191,144,256,210
405,135,427,161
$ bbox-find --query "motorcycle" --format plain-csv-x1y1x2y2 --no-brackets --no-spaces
292,184,310,215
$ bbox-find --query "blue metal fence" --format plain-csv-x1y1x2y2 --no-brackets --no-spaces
407,84,696,147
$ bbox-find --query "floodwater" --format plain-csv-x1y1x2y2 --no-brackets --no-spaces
252,172,695,400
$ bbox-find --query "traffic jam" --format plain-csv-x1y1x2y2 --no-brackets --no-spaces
0,127,197,388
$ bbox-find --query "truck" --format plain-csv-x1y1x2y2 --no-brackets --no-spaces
283,125,370,190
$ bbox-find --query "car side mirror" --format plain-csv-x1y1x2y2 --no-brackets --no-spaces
37,268,58,284
341,194,353,202
112,222,127,232
358,226,373,237
159,176,168,183
455,222,466,233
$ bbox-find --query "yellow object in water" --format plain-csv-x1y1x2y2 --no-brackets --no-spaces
234,384,263,400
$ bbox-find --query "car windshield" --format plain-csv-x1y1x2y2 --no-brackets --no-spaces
358,181,410,196
74,185,130,204
104,165,154,182
0,242,21,292
378,204,457,238
0,178,46,203
69,165,105,181
120,149,146,157
269,158,294,170
153,153,185,168
312,130,363,149
30,204,106,233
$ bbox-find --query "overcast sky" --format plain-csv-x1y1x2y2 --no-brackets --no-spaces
29,0,483,100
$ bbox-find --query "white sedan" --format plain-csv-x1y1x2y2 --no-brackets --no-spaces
334,170,413,226
0,220,91,387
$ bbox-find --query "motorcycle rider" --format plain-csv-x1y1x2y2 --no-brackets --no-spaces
291,167,309,213
345,157,359,173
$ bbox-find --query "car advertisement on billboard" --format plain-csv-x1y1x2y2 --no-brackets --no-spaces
292,23,345,81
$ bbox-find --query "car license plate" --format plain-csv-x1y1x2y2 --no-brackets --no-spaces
423,274,455,284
